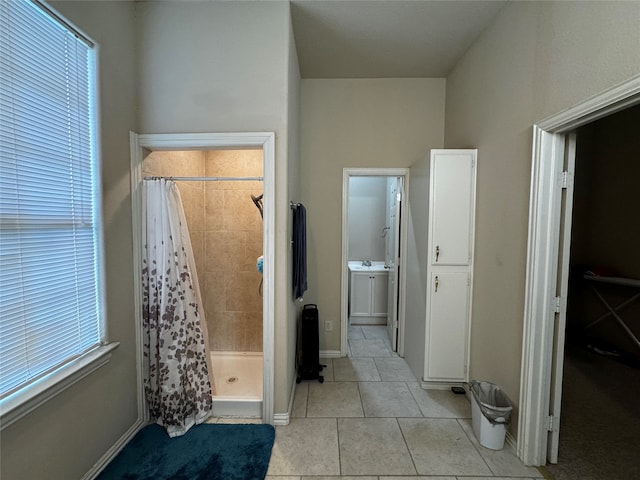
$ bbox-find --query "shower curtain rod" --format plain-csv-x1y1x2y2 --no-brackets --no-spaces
144,175,263,182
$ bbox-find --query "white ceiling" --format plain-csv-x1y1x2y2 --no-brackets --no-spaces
291,0,508,78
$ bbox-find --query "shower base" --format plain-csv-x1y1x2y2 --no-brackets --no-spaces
210,351,263,418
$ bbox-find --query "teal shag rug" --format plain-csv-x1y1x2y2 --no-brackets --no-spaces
97,423,275,480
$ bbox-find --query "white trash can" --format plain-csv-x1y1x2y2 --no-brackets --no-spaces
469,380,512,450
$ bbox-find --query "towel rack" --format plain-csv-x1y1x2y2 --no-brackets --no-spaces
290,201,301,210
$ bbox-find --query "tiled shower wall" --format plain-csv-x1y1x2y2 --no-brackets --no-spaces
142,149,264,353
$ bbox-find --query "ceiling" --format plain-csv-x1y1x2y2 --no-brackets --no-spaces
290,0,508,78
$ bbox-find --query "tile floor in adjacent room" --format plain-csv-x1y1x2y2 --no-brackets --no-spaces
265,325,543,480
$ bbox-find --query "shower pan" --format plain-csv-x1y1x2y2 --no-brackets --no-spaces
210,352,263,417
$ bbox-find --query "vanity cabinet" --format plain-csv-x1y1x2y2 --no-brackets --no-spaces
350,270,388,325
423,149,476,384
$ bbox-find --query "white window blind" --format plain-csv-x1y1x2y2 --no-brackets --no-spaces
0,0,103,400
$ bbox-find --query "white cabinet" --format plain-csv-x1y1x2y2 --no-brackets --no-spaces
425,272,470,380
350,270,388,325
424,150,476,384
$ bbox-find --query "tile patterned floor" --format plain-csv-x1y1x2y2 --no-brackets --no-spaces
266,325,543,480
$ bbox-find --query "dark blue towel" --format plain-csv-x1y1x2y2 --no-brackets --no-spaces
293,204,307,300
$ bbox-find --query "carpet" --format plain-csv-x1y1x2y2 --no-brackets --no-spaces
545,344,640,479
97,423,275,480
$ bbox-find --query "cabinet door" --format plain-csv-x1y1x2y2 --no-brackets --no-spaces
425,271,470,381
430,151,476,266
350,272,372,317
371,272,388,316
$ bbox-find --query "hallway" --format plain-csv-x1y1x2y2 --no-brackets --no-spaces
265,325,543,479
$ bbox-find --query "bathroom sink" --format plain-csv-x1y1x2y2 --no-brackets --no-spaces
348,261,387,272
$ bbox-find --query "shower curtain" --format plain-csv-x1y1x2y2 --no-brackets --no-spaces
141,179,213,437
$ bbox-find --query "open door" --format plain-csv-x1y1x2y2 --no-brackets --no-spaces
385,177,403,351
547,133,577,463
341,168,409,357
519,78,640,467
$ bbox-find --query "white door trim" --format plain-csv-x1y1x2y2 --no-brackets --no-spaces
129,131,276,424
518,75,640,466
341,168,410,357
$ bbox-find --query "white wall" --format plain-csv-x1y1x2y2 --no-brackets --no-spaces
300,78,445,351
403,153,431,378
348,177,387,261
135,0,296,416
0,2,139,479
285,10,301,417
444,0,640,434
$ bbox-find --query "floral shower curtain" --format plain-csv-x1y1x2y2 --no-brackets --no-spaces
141,178,213,437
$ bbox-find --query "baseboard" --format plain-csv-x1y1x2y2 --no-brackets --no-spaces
272,367,298,426
420,380,467,390
505,428,517,450
81,417,145,480
320,350,341,358
273,412,290,425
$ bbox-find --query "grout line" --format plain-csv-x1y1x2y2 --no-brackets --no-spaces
303,382,309,418
395,417,419,476
405,381,426,418
456,416,495,476
335,417,342,476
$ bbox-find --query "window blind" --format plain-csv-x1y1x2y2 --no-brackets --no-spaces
0,0,102,399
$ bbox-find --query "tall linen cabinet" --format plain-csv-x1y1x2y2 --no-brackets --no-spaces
423,149,477,385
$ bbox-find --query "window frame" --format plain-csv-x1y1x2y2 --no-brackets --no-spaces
0,0,117,430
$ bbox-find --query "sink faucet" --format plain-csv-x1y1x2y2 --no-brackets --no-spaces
362,260,372,267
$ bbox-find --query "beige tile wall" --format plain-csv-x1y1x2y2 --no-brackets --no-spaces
142,149,264,353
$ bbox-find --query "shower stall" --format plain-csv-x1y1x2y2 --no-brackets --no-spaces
142,148,264,418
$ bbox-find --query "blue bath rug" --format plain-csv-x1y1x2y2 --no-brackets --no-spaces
97,423,275,480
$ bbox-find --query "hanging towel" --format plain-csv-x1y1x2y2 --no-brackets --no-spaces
292,204,307,301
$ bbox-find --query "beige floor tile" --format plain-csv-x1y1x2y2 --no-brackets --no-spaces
361,325,389,340
292,382,309,418
374,357,417,381
348,325,365,340
359,382,422,417
307,382,364,417
458,419,543,478
407,383,471,418
381,477,456,480
398,418,492,476
361,325,392,349
461,478,540,480
349,338,392,357
338,418,417,476
320,359,334,381
305,477,378,480
333,357,381,381
267,418,340,476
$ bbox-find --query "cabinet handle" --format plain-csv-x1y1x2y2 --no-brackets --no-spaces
435,275,439,292
435,245,440,262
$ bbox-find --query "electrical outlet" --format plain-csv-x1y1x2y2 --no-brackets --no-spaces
324,320,332,332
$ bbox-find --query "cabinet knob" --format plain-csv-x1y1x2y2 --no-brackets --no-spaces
435,245,440,262
435,275,439,292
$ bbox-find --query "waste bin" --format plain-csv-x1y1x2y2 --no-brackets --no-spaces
469,380,512,450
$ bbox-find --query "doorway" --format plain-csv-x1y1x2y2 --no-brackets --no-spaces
130,132,275,424
544,105,640,478
518,78,640,466
340,168,409,357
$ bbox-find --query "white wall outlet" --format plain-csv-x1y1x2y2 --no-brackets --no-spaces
324,320,333,332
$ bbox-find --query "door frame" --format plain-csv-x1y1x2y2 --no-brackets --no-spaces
129,131,276,424
341,168,410,357
518,76,640,466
